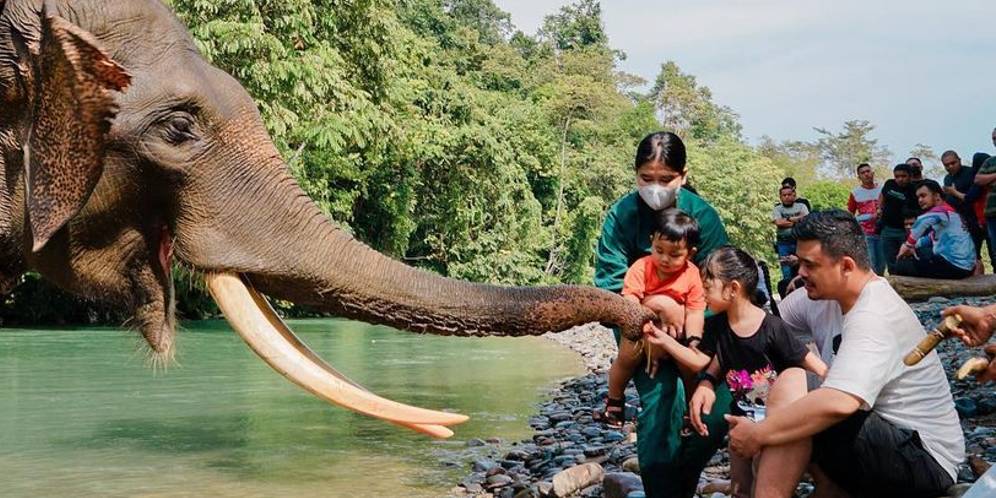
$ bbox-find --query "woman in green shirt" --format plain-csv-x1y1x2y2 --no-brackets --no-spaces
595,131,732,498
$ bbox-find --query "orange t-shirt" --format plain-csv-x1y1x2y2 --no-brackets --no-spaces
621,255,706,311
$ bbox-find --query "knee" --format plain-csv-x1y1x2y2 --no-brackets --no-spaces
642,295,683,322
768,368,808,410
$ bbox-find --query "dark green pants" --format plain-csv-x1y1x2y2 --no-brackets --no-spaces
634,361,732,498
614,329,732,498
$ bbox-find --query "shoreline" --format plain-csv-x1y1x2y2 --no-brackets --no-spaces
448,297,995,498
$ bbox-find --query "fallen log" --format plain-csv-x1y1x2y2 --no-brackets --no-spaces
887,274,996,302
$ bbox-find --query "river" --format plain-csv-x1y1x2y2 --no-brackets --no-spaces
0,319,583,497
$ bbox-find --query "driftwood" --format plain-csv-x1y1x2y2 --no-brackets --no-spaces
887,274,996,302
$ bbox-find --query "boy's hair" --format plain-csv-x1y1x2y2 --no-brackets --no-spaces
651,208,700,248
781,177,797,188
917,179,943,196
791,210,870,270
893,163,913,174
701,246,759,296
902,206,921,220
856,162,871,173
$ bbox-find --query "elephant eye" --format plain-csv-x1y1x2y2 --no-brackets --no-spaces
161,115,197,145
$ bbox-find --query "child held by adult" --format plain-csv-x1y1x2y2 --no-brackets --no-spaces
681,247,827,498
600,208,709,427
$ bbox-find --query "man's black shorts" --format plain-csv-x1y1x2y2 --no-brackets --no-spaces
812,410,954,498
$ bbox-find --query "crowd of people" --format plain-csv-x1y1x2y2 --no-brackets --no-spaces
774,128,996,291
590,130,996,498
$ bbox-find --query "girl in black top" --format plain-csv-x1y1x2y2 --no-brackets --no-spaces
686,246,827,498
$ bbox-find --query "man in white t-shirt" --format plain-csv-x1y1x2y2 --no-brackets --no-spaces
726,210,964,498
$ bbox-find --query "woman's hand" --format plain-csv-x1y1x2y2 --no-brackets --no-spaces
689,383,716,437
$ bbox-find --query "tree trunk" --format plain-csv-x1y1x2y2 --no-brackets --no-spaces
887,274,996,302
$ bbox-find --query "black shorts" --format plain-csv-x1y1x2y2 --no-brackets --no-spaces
812,410,954,498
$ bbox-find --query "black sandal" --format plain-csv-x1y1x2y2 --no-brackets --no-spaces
594,396,625,428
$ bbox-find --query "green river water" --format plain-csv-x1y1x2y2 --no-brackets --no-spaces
0,319,583,497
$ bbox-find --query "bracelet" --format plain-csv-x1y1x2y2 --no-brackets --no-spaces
682,335,703,347
697,371,719,387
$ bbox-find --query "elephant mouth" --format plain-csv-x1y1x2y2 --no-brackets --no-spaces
204,272,467,438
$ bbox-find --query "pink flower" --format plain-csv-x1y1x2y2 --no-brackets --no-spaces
726,369,753,393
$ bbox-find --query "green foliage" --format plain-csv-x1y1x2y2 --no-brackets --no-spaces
801,180,852,212
687,137,782,263
813,120,892,179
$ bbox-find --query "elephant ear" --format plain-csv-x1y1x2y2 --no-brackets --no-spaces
25,5,130,252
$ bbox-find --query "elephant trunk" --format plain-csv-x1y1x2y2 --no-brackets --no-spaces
177,136,651,339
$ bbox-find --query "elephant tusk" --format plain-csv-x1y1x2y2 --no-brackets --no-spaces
205,272,468,433
241,278,454,438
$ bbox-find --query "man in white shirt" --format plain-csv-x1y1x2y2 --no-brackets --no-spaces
727,210,964,498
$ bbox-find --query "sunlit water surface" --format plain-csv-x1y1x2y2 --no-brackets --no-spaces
0,320,583,497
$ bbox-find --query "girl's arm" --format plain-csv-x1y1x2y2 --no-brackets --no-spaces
644,325,711,372
800,351,828,378
689,356,724,436
684,308,705,340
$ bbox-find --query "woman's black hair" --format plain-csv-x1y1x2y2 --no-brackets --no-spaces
650,209,700,248
635,132,687,173
916,179,943,196
701,246,760,300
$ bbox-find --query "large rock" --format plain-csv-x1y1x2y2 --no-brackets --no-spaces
551,463,604,497
602,472,643,498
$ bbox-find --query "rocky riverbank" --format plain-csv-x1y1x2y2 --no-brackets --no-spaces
446,297,993,498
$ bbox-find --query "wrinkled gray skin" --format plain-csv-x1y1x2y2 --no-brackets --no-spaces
0,0,653,359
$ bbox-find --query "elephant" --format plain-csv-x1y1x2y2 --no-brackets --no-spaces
0,0,653,437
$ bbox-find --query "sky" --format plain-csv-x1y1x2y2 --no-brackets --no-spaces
495,0,996,169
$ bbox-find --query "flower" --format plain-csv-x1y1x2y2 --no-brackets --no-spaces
726,369,753,393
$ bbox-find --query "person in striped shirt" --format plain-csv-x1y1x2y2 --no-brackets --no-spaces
846,163,883,274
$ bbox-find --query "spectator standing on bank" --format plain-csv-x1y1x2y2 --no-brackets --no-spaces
773,186,809,280
847,163,883,274
877,163,919,274
941,150,985,271
974,130,996,269
968,152,995,268
781,178,811,211
906,157,925,182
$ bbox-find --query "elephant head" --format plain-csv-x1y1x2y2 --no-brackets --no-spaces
0,0,653,436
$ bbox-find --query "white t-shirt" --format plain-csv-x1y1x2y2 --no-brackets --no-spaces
822,278,965,481
779,288,842,367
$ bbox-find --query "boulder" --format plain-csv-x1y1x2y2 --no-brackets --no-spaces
551,463,605,497
602,472,643,498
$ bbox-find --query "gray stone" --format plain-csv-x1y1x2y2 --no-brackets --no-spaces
603,472,643,498
955,398,978,418
467,438,487,447
551,463,605,497
473,458,499,473
603,430,625,442
487,437,503,444
487,474,514,488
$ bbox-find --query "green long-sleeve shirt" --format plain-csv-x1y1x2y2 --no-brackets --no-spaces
595,189,729,293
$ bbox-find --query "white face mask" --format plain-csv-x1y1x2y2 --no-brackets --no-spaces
637,183,677,210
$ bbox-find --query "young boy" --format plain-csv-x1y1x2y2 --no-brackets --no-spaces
600,208,707,427
772,185,809,280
